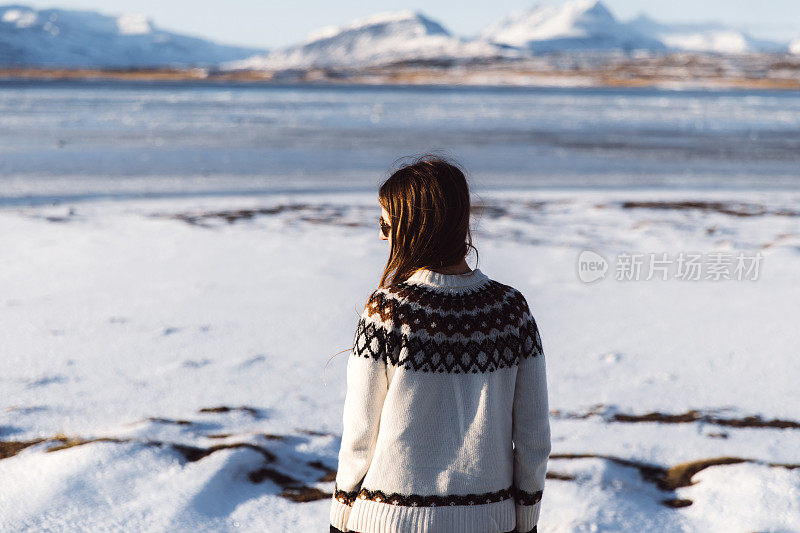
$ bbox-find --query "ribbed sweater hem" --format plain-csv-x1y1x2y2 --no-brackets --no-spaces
330,497,352,531
345,497,516,533
515,502,541,532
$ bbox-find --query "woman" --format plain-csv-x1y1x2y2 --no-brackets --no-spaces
330,156,551,533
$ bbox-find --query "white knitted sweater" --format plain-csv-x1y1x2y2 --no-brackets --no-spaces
330,268,551,533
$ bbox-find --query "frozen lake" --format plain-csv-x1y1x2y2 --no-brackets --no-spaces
1,81,799,204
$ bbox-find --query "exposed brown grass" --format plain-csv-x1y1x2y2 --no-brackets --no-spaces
659,457,747,491
46,435,125,452
546,471,576,481
4,57,800,91
0,438,45,459
550,451,800,508
5,423,797,509
0,428,331,503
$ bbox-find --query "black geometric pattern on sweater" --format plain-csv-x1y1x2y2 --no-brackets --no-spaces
513,487,544,506
357,485,514,507
338,485,544,508
353,313,542,373
385,281,525,328
391,279,517,314
333,484,359,506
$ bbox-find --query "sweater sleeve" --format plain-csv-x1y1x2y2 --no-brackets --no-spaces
330,291,390,531
512,298,551,533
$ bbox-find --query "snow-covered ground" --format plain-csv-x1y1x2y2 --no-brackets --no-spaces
1,188,798,532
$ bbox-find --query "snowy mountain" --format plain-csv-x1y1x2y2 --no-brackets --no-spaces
481,0,664,53
1,2,794,71
225,11,511,70
625,15,787,54
0,4,262,68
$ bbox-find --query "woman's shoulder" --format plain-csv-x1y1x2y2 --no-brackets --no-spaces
357,276,540,372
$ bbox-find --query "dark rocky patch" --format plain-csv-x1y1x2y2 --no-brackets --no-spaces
145,417,193,426
248,465,295,485
617,201,800,218
553,405,800,430
25,374,68,388
198,406,262,417
258,433,286,441
662,498,693,508
173,442,276,463
295,428,335,437
280,487,331,502
308,460,337,482
164,204,312,226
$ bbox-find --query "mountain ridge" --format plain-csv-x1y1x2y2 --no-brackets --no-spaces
1,1,797,70
225,10,511,70
625,14,787,54
0,4,263,68
230,0,794,71
480,0,665,52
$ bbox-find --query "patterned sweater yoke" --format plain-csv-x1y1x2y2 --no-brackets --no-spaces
330,268,552,533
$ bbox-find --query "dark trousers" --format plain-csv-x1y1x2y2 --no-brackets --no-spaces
331,526,537,533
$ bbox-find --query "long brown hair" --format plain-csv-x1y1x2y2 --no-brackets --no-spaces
378,154,478,288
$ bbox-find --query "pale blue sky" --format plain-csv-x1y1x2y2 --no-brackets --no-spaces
18,0,800,49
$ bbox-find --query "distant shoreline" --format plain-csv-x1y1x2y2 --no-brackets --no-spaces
2,59,800,91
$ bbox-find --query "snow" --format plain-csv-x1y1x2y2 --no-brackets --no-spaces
662,31,749,55
1,7,36,28
116,13,152,36
1,188,799,531
482,0,616,44
227,2,794,71
225,10,509,70
790,38,800,55
1,2,795,71
0,5,262,68
302,10,440,44
480,0,664,53
625,15,787,54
